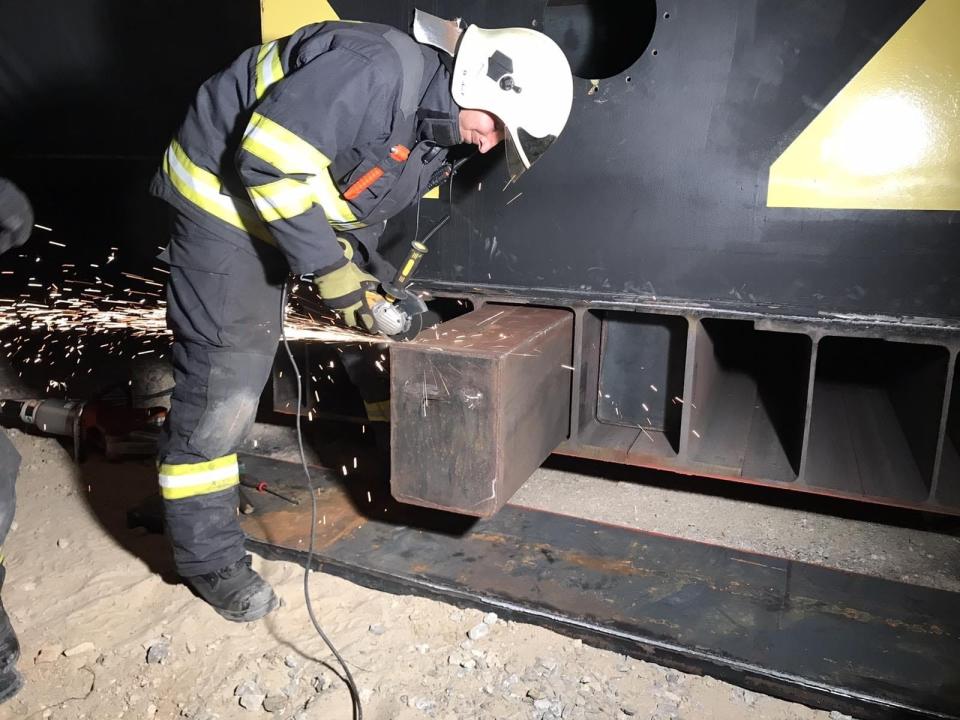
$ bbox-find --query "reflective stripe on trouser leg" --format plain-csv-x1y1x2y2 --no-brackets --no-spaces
160,345,277,577
160,454,246,577
159,454,240,500
159,228,286,576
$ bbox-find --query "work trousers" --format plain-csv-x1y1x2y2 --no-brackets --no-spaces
158,216,391,576
158,220,288,577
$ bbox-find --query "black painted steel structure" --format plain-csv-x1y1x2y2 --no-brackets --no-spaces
357,0,960,514
2,2,958,507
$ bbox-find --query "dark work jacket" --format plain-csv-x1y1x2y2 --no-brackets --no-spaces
149,21,460,275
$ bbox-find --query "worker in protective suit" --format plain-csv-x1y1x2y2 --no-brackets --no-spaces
0,177,35,702
149,13,572,622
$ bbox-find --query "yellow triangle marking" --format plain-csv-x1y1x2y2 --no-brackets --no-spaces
767,0,960,211
261,0,340,42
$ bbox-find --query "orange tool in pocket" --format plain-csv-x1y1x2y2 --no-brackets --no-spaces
343,145,410,201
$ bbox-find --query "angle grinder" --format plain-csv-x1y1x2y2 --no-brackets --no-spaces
369,214,449,339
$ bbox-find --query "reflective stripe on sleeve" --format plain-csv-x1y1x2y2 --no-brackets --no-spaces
162,141,274,244
248,178,315,222
255,41,285,100
241,113,358,225
159,453,240,501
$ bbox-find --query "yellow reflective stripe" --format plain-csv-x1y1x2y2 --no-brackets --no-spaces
241,113,357,224
307,171,360,224
160,453,238,476
162,141,274,245
363,399,391,423
255,41,284,100
160,474,239,501
243,112,328,174
248,178,315,222
159,454,240,501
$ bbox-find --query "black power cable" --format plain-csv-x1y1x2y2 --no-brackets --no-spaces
280,281,363,720
272,148,470,718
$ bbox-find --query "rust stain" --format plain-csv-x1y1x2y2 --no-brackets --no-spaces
470,532,513,545
559,549,653,578
781,599,951,639
240,487,368,551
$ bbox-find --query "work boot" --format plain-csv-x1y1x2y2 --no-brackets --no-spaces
0,565,23,704
185,555,278,623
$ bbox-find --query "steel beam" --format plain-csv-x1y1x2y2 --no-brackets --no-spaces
389,304,573,516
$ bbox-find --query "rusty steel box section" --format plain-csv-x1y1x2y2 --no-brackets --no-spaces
390,305,574,517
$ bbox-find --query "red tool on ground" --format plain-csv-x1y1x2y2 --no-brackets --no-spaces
239,475,300,505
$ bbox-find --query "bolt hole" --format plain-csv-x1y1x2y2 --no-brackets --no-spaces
651,49,659,56
663,12,670,19
625,76,632,83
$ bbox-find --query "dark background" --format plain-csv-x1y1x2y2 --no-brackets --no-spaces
0,0,261,286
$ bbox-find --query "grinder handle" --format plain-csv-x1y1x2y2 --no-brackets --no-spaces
394,240,430,290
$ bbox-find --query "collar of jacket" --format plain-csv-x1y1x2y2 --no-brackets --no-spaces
415,51,461,147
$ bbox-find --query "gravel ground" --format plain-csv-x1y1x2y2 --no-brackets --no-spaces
0,429,858,720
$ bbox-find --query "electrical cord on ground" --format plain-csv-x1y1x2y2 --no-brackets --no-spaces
280,281,363,720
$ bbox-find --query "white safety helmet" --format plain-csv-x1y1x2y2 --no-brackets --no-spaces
413,10,573,182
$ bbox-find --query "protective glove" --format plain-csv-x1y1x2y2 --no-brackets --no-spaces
313,238,387,333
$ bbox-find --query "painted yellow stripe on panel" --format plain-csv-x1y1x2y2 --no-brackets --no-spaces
768,0,960,211
261,0,340,42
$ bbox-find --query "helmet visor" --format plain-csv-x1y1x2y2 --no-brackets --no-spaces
504,127,557,183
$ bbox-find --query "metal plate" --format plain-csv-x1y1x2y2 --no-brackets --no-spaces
239,453,960,720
